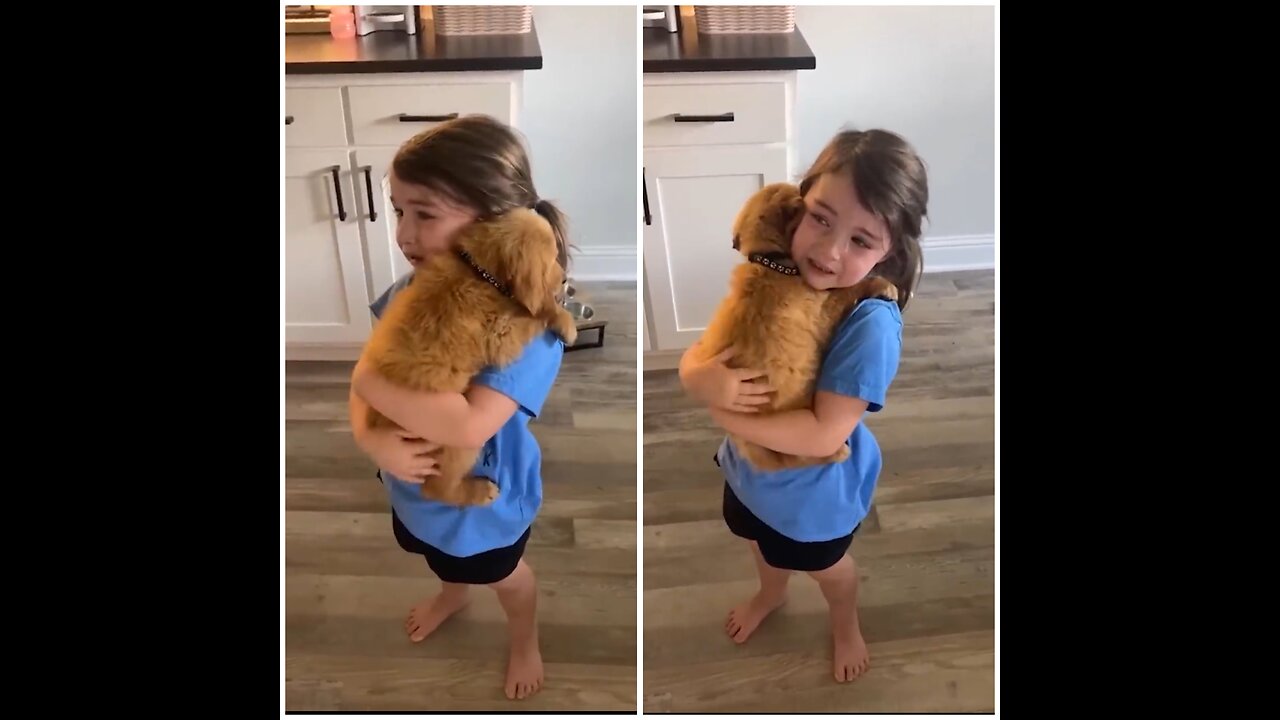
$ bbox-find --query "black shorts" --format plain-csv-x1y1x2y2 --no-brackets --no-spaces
721,481,859,573
378,469,530,584
390,509,531,585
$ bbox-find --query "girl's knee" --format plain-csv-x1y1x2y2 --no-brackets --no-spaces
488,558,534,592
807,553,855,583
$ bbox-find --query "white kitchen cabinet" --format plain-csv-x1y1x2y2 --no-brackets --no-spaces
349,146,409,300
285,71,524,359
642,269,652,352
642,144,788,350
284,148,372,344
641,71,797,355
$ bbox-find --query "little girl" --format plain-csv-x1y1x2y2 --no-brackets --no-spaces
347,115,570,701
679,128,928,684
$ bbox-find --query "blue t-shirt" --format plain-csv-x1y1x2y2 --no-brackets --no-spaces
368,273,565,557
716,298,903,543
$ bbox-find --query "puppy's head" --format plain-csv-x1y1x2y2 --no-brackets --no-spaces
731,183,805,258
456,208,566,325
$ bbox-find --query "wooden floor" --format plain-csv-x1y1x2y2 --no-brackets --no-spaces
285,282,638,712
642,270,994,714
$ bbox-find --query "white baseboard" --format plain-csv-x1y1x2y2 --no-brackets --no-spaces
570,245,636,281
921,234,995,273
286,344,363,361
643,349,684,372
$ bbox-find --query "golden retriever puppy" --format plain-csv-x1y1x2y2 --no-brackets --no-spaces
693,183,897,471
358,208,578,506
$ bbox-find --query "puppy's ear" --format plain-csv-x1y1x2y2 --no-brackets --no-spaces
781,192,806,240
505,213,564,324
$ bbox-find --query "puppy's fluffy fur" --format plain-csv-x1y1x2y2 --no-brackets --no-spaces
692,183,897,471
358,209,578,507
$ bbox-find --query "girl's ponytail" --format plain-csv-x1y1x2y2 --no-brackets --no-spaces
532,198,571,274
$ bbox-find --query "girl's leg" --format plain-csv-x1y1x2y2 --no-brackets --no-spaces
489,559,543,700
726,540,793,643
808,554,869,682
393,514,472,643
405,581,471,643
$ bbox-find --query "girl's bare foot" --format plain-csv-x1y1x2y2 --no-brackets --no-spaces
831,612,870,682
505,634,544,700
403,589,470,643
492,560,544,700
725,591,786,644
809,554,868,682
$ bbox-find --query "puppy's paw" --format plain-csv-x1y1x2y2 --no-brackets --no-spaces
862,277,899,303
550,308,578,345
740,440,784,472
464,478,500,507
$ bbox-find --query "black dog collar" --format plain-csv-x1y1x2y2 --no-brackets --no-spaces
455,248,514,299
748,252,800,276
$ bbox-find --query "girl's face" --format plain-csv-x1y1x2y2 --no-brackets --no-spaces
791,171,892,291
389,171,479,268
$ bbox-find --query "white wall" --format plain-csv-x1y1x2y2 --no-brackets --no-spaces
522,5,638,280
794,5,996,271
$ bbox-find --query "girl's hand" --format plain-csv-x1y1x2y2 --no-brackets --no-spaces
368,429,441,483
680,345,775,413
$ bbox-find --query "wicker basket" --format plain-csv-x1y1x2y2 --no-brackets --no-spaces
695,5,796,34
432,5,533,35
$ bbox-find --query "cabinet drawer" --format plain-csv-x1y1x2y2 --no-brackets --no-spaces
347,82,514,146
285,88,348,147
644,82,786,147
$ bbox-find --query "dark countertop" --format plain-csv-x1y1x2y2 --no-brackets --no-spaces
643,26,815,73
285,27,542,75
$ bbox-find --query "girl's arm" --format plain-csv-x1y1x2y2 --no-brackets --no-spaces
713,297,904,458
351,328,565,451
350,357,517,450
710,391,869,457
678,341,774,412
348,385,376,452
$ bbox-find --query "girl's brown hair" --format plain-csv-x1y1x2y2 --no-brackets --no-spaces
799,129,929,309
392,114,570,272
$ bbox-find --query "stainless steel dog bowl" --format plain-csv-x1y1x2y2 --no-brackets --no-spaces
564,300,594,320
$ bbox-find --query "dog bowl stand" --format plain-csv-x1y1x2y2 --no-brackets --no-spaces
566,319,607,352
560,280,606,352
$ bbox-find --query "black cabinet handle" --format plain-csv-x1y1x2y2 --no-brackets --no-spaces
328,165,347,221
285,115,294,125
398,113,459,122
361,165,377,222
642,168,651,226
673,112,735,123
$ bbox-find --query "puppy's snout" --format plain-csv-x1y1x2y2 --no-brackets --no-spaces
732,234,740,251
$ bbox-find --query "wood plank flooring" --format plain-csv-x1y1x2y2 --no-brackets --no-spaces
642,270,995,714
285,281,638,712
